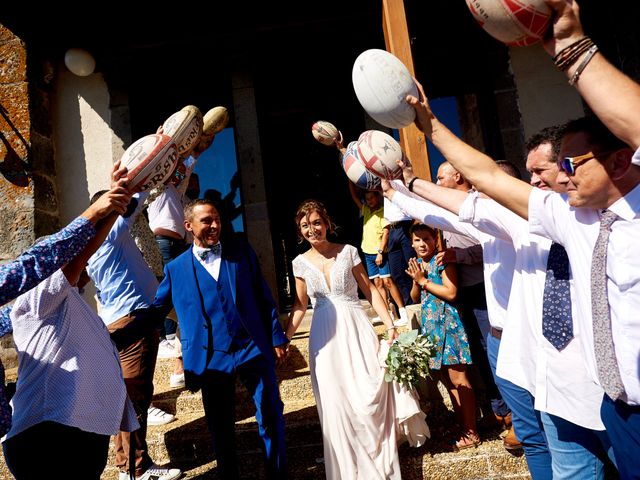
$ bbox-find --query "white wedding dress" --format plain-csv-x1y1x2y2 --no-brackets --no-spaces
292,244,429,480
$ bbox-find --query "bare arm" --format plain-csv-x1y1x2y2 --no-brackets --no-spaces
407,81,532,219
348,181,364,211
62,182,132,285
544,0,640,149
405,258,457,303
285,276,309,340
391,160,468,215
352,262,398,343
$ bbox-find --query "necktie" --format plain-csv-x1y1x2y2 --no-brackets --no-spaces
542,242,573,350
592,210,625,400
197,243,221,261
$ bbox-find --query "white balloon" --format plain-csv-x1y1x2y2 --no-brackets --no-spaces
64,48,96,77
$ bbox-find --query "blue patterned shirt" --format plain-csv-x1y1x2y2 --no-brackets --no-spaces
0,215,96,437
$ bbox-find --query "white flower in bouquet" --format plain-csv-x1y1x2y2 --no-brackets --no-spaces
384,329,434,390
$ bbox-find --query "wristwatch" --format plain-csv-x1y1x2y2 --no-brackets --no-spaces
377,249,384,254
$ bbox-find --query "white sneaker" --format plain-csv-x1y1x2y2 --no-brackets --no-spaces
394,308,409,327
119,464,182,480
169,372,185,388
147,406,175,426
157,339,178,359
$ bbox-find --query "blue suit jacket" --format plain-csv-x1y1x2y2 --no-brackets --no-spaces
153,241,288,389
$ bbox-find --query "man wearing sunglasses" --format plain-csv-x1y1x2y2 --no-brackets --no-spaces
407,68,638,478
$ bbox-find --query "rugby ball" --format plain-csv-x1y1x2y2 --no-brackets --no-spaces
341,141,381,191
465,0,552,46
352,49,418,129
162,105,203,158
356,130,403,180
196,106,229,152
311,120,342,146
120,134,179,191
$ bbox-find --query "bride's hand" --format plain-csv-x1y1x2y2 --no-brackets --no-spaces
387,327,399,345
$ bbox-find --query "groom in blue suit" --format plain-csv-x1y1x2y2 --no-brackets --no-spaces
152,199,288,479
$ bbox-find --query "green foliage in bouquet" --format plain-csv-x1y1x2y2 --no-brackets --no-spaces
384,329,434,389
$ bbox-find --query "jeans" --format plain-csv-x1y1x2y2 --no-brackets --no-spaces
387,224,415,306
486,332,552,480
458,284,509,417
540,411,613,480
601,394,640,479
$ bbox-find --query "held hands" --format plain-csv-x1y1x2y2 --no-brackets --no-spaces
436,248,457,266
405,257,427,284
274,344,288,367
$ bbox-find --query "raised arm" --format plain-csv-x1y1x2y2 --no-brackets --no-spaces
543,0,640,149
407,81,532,219
348,181,364,211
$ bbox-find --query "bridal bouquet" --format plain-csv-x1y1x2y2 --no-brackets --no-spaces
383,329,434,390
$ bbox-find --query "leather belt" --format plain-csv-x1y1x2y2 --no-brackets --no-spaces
490,327,503,340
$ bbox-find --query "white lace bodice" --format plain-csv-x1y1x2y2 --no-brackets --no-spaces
292,244,362,310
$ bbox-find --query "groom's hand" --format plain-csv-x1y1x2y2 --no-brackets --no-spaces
274,344,287,367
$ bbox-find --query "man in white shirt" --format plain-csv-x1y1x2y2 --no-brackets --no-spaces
406,81,636,476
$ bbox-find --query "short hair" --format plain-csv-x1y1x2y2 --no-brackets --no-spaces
525,125,565,158
409,223,437,239
562,116,628,154
183,198,219,222
90,190,108,205
495,160,522,180
294,199,336,242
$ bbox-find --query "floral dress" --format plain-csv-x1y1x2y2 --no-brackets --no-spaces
419,256,472,370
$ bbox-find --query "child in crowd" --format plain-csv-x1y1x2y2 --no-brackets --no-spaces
406,223,479,450
348,183,409,325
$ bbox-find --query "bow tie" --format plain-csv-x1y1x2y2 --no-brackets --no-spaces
197,243,221,260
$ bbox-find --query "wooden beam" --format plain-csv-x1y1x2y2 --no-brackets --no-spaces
382,0,431,181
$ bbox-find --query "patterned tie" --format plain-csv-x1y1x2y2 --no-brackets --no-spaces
197,243,222,261
542,242,574,350
591,210,625,400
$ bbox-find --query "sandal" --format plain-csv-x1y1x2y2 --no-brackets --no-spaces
451,432,481,452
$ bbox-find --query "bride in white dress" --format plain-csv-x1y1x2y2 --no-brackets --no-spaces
285,199,429,480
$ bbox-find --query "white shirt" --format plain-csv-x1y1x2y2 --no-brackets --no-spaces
6,270,138,440
193,244,222,280
461,193,605,429
148,184,187,238
390,188,515,330
529,184,640,406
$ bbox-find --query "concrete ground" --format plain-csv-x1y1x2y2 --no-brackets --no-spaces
0,304,531,479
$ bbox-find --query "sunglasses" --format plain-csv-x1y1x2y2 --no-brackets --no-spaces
559,150,614,175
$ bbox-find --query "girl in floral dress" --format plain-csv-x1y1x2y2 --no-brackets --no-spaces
405,223,480,450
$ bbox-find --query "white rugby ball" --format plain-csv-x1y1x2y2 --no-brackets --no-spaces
162,105,203,158
465,0,552,46
352,49,418,129
196,106,229,152
341,141,381,191
121,134,179,191
311,120,341,146
356,130,403,180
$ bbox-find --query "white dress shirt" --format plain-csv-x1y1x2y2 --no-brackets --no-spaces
193,244,222,280
461,193,605,430
389,188,515,331
529,183,640,406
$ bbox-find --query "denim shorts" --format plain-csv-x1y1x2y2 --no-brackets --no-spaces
364,253,391,279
